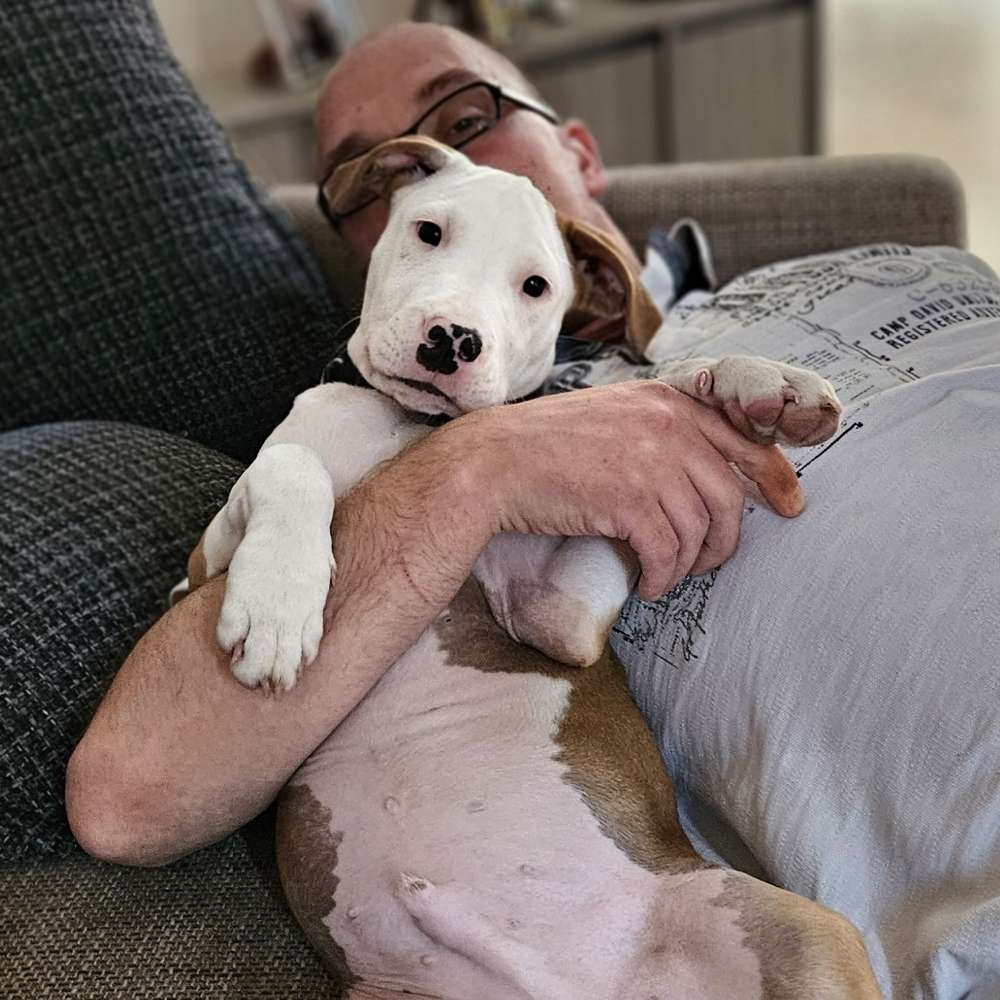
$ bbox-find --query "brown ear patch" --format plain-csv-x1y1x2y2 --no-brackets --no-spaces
558,214,663,357
323,135,458,219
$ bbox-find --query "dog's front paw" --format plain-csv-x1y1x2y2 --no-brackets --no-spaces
693,356,842,446
216,528,335,693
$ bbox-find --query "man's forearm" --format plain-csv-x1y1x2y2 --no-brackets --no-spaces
66,424,491,866
66,381,803,866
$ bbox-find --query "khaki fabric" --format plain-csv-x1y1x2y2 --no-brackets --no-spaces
274,153,966,304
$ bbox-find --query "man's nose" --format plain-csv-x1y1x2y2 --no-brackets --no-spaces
416,323,483,374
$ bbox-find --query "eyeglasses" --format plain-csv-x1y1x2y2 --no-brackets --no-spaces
317,80,560,229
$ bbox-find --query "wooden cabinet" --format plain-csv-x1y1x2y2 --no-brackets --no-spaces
530,44,661,166
197,0,819,184
518,0,819,167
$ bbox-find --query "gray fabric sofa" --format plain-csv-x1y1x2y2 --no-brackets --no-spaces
0,155,967,999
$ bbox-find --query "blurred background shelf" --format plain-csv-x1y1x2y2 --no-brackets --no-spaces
187,0,819,185
156,0,1000,268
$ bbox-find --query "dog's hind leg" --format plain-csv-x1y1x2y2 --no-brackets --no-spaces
712,871,882,1000
634,868,881,1000
474,534,636,667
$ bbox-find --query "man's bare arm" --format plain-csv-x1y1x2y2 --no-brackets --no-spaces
65,419,492,866
66,383,802,867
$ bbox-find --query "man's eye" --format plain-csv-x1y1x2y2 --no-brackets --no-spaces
417,221,442,246
441,110,490,140
522,275,548,297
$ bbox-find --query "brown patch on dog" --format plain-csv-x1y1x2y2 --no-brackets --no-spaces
323,135,454,219
711,872,882,1000
434,580,706,876
557,213,664,356
186,531,209,592
275,781,358,991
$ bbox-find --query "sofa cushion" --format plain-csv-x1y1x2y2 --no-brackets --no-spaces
0,0,348,463
0,815,340,998
0,421,243,861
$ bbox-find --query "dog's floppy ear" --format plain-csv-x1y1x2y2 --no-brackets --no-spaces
324,135,461,216
557,214,663,357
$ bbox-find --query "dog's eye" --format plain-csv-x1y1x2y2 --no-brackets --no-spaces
522,275,548,298
417,221,442,246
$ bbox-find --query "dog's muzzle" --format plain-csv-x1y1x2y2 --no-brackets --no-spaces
416,324,483,374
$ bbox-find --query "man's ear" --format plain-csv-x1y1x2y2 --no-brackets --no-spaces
558,213,663,356
558,119,608,198
324,135,465,215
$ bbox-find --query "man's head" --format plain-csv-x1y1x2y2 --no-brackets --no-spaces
314,21,639,271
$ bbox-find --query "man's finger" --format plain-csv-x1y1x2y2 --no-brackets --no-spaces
680,454,745,572
658,484,711,585
629,516,680,602
689,404,804,517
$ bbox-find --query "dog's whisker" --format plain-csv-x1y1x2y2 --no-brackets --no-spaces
331,313,362,345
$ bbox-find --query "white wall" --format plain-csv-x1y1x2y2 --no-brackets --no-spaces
152,0,414,79
152,0,265,78
825,0,1000,268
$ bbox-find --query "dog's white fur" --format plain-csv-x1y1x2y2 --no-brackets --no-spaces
182,140,878,999
193,139,840,688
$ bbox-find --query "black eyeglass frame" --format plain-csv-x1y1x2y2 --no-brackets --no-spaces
317,80,560,229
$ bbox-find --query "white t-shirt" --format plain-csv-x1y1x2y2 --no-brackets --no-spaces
572,240,1000,1000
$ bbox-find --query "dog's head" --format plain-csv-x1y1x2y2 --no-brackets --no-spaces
327,136,662,416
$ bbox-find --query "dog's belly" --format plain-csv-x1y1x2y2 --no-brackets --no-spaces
275,604,759,1000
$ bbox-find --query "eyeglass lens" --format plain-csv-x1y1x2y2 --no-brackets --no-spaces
323,85,500,218
415,84,497,146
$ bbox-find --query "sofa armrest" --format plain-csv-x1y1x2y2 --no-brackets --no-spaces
604,154,967,286
271,153,966,299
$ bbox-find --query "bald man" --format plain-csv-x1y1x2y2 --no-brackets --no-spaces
316,22,640,270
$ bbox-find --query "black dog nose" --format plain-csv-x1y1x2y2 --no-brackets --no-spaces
416,324,482,374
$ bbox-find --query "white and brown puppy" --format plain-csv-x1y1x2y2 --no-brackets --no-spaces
183,137,876,999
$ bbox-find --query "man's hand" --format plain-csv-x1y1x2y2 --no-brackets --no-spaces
459,380,802,600
66,380,800,866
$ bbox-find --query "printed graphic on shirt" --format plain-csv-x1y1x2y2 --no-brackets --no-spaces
613,571,719,671
607,242,1000,675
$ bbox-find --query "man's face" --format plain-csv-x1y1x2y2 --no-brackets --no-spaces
314,23,607,264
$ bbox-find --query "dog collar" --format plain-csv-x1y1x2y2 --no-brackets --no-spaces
320,343,451,425
321,342,370,390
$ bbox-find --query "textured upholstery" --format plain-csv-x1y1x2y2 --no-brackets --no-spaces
0,422,243,862
275,152,967,305
0,0,348,464
0,807,338,999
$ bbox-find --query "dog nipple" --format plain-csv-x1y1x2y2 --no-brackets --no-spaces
384,796,401,814
347,907,360,920
466,799,486,813
420,953,437,967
